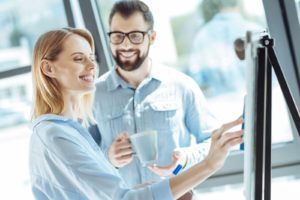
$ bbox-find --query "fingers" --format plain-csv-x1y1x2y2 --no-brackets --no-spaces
172,151,182,161
116,140,132,149
148,163,177,177
212,118,243,140
219,130,243,149
115,154,133,164
108,132,134,168
112,138,133,157
223,137,243,150
172,149,187,168
114,133,132,149
149,158,179,171
115,132,129,141
114,147,134,157
205,119,244,171
148,151,183,177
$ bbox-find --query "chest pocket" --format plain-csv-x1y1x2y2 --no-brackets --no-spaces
147,101,179,132
96,108,126,145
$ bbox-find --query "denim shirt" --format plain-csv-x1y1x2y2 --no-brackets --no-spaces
29,114,173,200
93,63,219,187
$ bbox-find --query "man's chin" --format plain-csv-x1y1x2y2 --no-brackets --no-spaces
119,64,137,71
115,55,146,71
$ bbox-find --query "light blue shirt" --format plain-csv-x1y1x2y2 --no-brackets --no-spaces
29,114,173,200
93,63,219,187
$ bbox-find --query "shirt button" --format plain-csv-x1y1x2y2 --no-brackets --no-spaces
135,112,141,118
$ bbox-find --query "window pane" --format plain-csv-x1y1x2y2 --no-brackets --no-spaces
0,0,67,72
0,0,68,199
296,0,300,21
195,174,300,199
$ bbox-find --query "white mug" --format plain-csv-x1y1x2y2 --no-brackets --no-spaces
130,130,158,166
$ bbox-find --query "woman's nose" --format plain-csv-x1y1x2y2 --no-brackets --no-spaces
87,58,96,70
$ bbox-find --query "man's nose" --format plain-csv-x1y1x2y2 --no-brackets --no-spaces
121,36,132,48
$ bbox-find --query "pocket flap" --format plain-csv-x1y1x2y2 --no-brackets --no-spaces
149,101,178,111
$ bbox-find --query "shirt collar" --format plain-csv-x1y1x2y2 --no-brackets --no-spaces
149,61,165,81
106,62,165,91
106,67,129,91
31,114,75,129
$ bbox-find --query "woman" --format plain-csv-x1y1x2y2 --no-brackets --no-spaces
29,27,243,200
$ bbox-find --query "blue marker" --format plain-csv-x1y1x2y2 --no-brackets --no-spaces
240,99,245,151
172,164,183,175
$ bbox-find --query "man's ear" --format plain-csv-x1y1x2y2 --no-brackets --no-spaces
149,30,156,45
41,60,56,78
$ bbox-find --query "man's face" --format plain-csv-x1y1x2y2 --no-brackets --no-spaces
109,12,155,71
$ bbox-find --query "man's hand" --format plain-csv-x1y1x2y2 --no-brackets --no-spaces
148,149,187,177
108,132,134,168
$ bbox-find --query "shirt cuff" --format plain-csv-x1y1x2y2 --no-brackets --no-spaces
181,142,210,170
151,178,173,200
184,148,193,169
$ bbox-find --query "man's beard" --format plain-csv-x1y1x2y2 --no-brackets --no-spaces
113,47,149,71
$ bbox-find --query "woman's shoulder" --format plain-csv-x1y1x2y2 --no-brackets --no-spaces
32,114,79,142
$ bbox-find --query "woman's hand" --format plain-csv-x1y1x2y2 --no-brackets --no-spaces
204,118,243,172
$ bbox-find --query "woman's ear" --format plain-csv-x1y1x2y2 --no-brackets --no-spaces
41,60,56,78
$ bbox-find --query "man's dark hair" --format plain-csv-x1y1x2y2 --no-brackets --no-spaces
109,0,154,30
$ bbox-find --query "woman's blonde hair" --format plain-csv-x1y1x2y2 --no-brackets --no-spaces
31,27,95,126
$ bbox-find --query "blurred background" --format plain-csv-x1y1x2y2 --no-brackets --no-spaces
0,0,299,199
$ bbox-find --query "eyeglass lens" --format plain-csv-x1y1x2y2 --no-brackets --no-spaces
110,32,145,44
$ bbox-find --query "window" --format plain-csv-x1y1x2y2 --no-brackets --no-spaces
1,0,300,199
0,0,68,199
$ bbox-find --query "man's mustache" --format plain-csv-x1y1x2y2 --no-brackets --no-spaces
117,49,137,53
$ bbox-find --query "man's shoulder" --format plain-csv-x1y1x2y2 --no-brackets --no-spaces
158,65,195,82
156,64,188,78
95,70,112,84
94,70,114,92
155,64,200,92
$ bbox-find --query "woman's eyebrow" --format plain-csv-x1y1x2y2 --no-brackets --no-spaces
70,52,84,56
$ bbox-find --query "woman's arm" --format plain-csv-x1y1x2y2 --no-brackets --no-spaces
170,118,243,198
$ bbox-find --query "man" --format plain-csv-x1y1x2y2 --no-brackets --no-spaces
188,0,259,96
93,0,219,199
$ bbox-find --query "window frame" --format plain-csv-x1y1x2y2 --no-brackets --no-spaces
2,0,299,190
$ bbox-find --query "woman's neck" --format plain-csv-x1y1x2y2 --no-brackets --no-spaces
60,92,82,120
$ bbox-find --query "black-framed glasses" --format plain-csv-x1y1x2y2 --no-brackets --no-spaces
107,30,152,45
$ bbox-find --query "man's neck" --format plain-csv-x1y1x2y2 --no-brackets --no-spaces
117,58,152,88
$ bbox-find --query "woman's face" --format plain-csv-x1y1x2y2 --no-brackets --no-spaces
49,34,97,95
